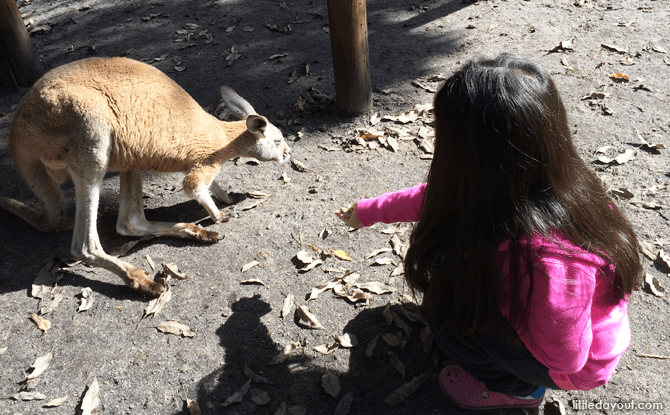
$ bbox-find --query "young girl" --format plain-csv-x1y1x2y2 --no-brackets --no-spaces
336,54,642,411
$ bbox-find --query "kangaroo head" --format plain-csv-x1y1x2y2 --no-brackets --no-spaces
221,86,291,163
244,115,291,163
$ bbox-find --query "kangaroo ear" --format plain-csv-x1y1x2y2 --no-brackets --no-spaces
246,115,268,135
220,86,257,119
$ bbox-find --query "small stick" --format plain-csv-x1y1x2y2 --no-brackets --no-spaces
637,353,670,360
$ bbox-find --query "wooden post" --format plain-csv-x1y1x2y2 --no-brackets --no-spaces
0,0,44,89
327,0,372,117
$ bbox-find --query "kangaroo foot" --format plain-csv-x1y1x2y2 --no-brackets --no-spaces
127,267,165,297
182,223,222,243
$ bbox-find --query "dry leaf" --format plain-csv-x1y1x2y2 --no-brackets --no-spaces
608,73,630,82
110,239,141,257
630,200,663,210
392,312,413,337
365,248,392,259
322,371,341,398
26,352,53,379
81,378,100,415
296,306,325,329
388,351,406,378
31,314,50,332
652,45,668,54
383,373,428,405
390,234,406,258
32,258,62,299
359,128,384,141
241,260,260,272
43,395,68,407
314,343,339,355
187,399,201,415
316,229,331,240
332,250,352,261
247,190,271,199
366,333,380,357
39,292,64,316
239,197,268,211
371,257,395,266
334,289,372,304
544,398,566,415
299,259,324,272
420,326,433,354
334,392,354,415
296,250,313,265
145,255,155,271
386,136,399,152
249,388,271,405
157,320,195,337
12,391,47,401
144,281,172,318
639,241,660,261
390,264,404,277
244,363,275,384
164,263,190,280
269,343,300,365
383,304,394,325
281,293,294,320
308,281,340,301
609,187,634,199
601,44,627,54
381,333,400,347
291,159,311,172
334,333,358,348
240,278,266,286
658,249,670,269
222,378,252,406
78,287,95,312
644,273,666,297
357,281,396,295
281,172,291,185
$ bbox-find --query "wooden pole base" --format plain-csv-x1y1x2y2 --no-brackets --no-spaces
0,0,44,89
327,0,372,117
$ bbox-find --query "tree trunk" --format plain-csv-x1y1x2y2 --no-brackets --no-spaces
0,0,44,90
327,0,372,117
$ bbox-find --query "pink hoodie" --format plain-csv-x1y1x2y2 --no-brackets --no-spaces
357,183,630,391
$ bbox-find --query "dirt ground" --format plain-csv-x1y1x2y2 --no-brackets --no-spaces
1,0,669,414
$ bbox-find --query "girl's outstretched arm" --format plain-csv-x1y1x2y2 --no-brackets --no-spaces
335,183,427,228
335,202,364,229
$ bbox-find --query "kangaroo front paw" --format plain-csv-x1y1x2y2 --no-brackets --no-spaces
127,268,165,297
183,223,222,243
214,210,230,224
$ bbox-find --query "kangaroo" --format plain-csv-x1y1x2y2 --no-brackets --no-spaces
0,57,291,297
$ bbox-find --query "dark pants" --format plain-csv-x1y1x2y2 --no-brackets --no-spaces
428,317,559,397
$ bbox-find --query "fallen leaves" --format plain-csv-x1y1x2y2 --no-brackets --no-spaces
43,395,68,407
156,320,196,337
296,305,325,329
31,313,51,332
322,371,341,398
332,250,352,261
80,378,100,415
144,280,172,318
26,352,53,379
383,373,428,405
644,272,666,297
77,287,95,312
222,378,252,406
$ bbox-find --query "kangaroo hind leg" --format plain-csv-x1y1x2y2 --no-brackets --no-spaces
0,158,64,233
116,170,221,243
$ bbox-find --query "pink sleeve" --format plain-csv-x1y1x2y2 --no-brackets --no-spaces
519,257,595,374
356,183,426,227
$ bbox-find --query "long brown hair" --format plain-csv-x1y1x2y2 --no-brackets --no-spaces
404,54,642,337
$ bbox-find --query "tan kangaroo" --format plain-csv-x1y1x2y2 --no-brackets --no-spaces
0,57,290,297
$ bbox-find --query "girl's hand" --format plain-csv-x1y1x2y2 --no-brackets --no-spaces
335,202,364,229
